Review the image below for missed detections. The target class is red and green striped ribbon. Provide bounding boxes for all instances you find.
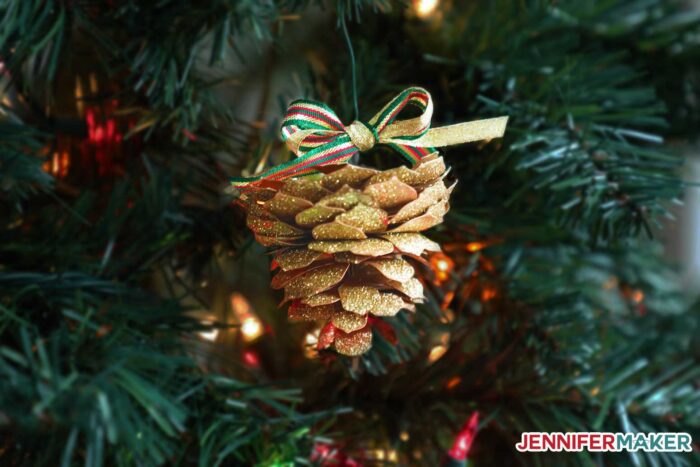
[230,87,435,189]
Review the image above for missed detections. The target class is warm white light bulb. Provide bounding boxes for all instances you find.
[305,331,319,346]
[198,326,219,342]
[303,328,321,358]
[414,0,439,18]
[428,344,447,362]
[436,259,450,271]
[241,316,263,341]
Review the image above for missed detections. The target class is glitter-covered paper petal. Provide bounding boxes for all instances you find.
[391,180,447,224]
[255,235,305,247]
[331,310,368,333]
[295,204,345,227]
[336,203,388,233]
[389,200,449,233]
[283,263,349,300]
[388,212,442,233]
[350,239,395,256]
[334,327,373,356]
[366,155,446,187]
[266,192,314,221]
[321,165,378,190]
[281,178,330,202]
[391,199,450,233]
[412,155,447,185]
[271,266,317,289]
[391,277,424,301]
[246,199,275,219]
[338,285,380,315]
[308,240,358,254]
[370,293,411,317]
[309,239,395,257]
[301,292,340,306]
[333,252,372,264]
[428,198,449,217]
[247,216,304,237]
[312,221,368,240]
[366,166,415,186]
[288,302,336,321]
[275,248,325,271]
[366,257,415,282]
[383,233,441,256]
[318,186,364,210]
[243,187,277,202]
[363,177,417,209]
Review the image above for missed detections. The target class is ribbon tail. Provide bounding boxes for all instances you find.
[394,116,509,148]
[230,135,359,190]
[389,143,436,166]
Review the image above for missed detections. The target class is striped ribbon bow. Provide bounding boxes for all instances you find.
[230,87,508,189]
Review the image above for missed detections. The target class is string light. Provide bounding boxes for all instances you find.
[436,258,451,272]
[198,322,219,342]
[440,308,455,322]
[303,328,321,358]
[428,344,447,362]
[466,241,487,253]
[618,285,646,314]
[241,316,263,341]
[619,286,646,316]
[44,150,70,177]
[231,292,251,314]
[230,292,263,342]
[481,286,497,301]
[632,289,644,304]
[448,412,480,461]
[413,0,439,18]
[242,350,260,368]
[74,77,85,117]
[369,449,398,462]
[428,331,450,362]
[88,73,98,94]
[446,376,461,389]
[311,442,359,465]
[430,252,454,283]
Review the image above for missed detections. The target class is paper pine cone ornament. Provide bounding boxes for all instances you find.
[242,154,453,355]
[231,87,508,355]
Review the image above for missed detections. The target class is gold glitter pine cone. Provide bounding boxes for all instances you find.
[242,153,454,356]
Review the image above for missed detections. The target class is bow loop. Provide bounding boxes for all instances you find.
[230,87,508,190]
[369,86,433,138]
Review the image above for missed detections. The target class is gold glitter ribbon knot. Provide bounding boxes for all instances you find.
[345,120,377,152]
